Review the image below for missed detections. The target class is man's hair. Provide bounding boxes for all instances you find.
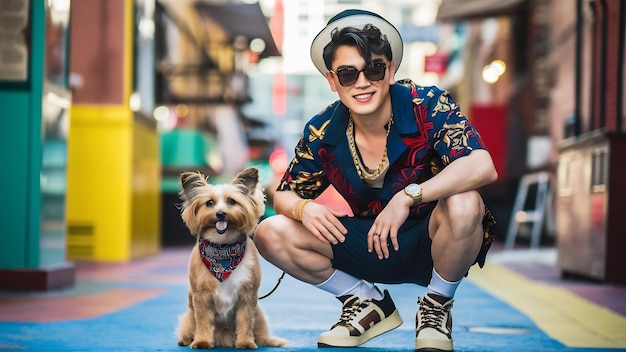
[322,24,392,70]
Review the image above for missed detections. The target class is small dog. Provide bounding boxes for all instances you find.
[176,167,286,349]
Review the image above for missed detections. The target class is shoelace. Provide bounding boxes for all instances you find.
[337,298,371,325]
[418,300,448,332]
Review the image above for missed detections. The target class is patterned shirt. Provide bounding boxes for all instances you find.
[279,79,485,215]
[277,79,496,266]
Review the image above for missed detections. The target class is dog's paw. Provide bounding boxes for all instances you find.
[235,339,258,349]
[177,336,193,347]
[190,339,214,349]
[259,336,287,347]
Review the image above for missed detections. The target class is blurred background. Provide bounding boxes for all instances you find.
[0,0,625,291]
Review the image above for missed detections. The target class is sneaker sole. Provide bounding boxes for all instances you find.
[317,309,403,348]
[415,338,453,351]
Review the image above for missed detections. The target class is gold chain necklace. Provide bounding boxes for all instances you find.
[347,115,393,180]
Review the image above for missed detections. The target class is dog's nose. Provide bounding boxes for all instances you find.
[216,211,226,219]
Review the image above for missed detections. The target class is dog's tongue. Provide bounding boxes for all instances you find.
[216,220,228,232]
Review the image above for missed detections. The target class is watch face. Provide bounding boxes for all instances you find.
[407,184,420,196]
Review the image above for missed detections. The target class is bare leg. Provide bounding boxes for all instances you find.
[255,211,404,348]
[254,215,335,284]
[428,191,485,282]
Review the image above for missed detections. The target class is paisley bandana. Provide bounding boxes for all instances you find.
[198,235,246,282]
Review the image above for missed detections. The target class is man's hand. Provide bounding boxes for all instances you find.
[301,201,348,245]
[367,191,413,259]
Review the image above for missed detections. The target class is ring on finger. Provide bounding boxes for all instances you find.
[373,233,380,237]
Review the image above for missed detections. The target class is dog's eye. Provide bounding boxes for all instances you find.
[206,199,215,207]
[227,198,236,205]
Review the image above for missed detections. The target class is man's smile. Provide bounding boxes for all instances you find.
[354,92,374,101]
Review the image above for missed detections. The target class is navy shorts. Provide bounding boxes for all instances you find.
[331,214,433,286]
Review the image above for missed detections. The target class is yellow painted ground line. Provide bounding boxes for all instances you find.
[468,263,626,348]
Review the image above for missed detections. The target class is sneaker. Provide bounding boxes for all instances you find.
[317,289,403,347]
[415,294,454,351]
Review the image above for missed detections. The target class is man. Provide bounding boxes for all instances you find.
[253,9,497,351]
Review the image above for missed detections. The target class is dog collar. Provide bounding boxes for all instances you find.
[198,235,246,282]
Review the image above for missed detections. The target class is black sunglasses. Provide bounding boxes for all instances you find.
[330,62,387,87]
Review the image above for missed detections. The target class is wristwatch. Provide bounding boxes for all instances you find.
[404,183,423,205]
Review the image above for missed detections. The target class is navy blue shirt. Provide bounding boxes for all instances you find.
[278,79,496,267]
[279,79,487,218]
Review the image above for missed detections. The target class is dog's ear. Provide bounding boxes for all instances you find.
[179,171,207,201]
[232,167,259,195]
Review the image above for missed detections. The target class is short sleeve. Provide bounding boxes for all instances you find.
[276,134,330,199]
[430,90,487,165]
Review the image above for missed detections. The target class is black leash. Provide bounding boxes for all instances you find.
[259,271,286,300]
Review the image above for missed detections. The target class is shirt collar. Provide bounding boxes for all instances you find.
[322,82,418,145]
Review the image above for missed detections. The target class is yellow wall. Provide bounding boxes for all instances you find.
[131,119,161,258]
[66,106,159,261]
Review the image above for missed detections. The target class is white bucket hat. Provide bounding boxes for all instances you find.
[310,9,403,75]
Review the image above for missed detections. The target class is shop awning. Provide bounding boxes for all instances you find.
[437,0,526,21]
[194,2,281,57]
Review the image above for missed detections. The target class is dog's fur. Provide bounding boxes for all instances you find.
[176,167,286,349]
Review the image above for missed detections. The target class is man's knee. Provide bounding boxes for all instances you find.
[254,215,288,254]
[440,191,484,222]
[432,192,484,241]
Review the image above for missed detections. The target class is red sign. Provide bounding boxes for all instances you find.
[424,52,448,75]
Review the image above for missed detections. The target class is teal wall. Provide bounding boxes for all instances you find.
[0,0,45,269]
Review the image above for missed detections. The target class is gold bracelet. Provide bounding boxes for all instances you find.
[293,199,313,221]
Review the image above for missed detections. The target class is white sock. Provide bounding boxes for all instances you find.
[427,268,461,299]
[315,270,383,300]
